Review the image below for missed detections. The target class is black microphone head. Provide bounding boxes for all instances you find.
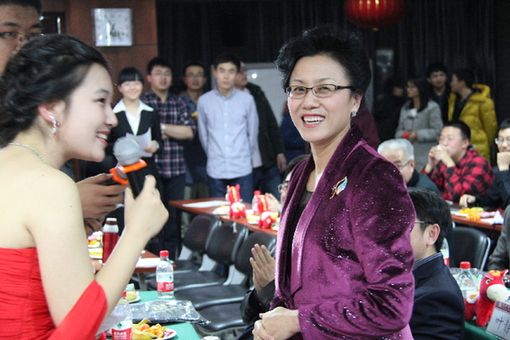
[113,136,142,166]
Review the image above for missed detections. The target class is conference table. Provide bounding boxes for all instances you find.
[171,197,503,236]
[451,212,502,233]
[170,197,277,236]
[136,290,201,339]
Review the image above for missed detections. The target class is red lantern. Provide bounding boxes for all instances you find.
[344,0,405,30]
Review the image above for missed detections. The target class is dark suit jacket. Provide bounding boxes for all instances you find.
[411,254,464,339]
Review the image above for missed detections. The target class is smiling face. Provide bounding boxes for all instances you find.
[57,64,117,162]
[287,54,361,149]
[118,80,143,101]
[0,4,42,74]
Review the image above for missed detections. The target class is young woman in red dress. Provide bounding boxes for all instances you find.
[0,34,168,339]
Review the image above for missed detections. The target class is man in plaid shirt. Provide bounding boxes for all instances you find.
[423,121,493,203]
[141,57,195,255]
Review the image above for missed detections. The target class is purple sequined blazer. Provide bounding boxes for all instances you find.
[273,126,416,339]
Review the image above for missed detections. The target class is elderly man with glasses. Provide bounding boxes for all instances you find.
[378,138,439,194]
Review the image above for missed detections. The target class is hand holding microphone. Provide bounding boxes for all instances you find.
[112,136,168,238]
[111,136,151,197]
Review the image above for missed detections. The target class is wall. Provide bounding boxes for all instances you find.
[42,0,158,92]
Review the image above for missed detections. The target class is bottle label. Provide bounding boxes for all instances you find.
[111,325,132,340]
[157,281,174,292]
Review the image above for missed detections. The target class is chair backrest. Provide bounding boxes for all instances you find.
[205,221,247,266]
[234,231,276,277]
[182,214,219,253]
[448,226,491,269]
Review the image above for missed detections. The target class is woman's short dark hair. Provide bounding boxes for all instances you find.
[0,34,109,146]
[117,67,144,86]
[275,25,371,95]
[407,78,431,112]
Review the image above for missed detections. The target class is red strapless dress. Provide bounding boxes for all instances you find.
[0,248,107,339]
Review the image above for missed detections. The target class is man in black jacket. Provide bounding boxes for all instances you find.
[408,189,464,339]
[235,62,286,198]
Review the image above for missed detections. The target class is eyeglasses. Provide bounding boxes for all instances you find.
[0,31,43,43]
[393,160,411,170]
[277,182,289,193]
[285,84,355,99]
[495,137,510,145]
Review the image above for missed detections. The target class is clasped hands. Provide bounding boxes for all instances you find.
[427,144,454,169]
[253,307,300,340]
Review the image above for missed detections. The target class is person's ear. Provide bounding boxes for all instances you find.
[409,159,416,169]
[426,223,441,246]
[38,102,64,134]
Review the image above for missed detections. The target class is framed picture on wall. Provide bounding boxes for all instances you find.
[92,8,133,47]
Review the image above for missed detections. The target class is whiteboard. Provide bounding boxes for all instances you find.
[245,62,287,124]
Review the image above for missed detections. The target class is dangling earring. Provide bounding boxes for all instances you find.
[351,111,357,117]
[50,115,60,134]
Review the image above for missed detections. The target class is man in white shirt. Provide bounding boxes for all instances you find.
[198,53,259,202]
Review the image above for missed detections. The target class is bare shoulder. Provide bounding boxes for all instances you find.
[22,165,82,228]
[25,164,79,200]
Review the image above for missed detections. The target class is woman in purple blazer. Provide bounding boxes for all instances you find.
[253,26,416,340]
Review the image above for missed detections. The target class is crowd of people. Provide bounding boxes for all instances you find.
[1,0,509,339]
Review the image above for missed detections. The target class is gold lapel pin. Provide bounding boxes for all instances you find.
[330,176,348,199]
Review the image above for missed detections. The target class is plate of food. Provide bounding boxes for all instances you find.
[132,319,176,339]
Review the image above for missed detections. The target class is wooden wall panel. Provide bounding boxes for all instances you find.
[45,0,159,95]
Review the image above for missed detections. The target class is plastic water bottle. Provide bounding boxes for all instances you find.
[252,190,261,215]
[457,261,477,299]
[111,294,132,340]
[440,238,450,266]
[156,250,174,299]
[102,217,119,263]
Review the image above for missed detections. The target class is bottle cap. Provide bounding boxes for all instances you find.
[160,250,169,258]
[105,217,117,224]
[103,217,119,232]
[460,261,471,269]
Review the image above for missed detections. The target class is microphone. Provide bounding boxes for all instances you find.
[110,136,150,197]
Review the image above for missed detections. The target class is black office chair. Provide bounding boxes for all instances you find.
[174,214,219,273]
[148,221,247,292]
[448,226,491,269]
[196,302,246,335]
[175,231,276,310]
